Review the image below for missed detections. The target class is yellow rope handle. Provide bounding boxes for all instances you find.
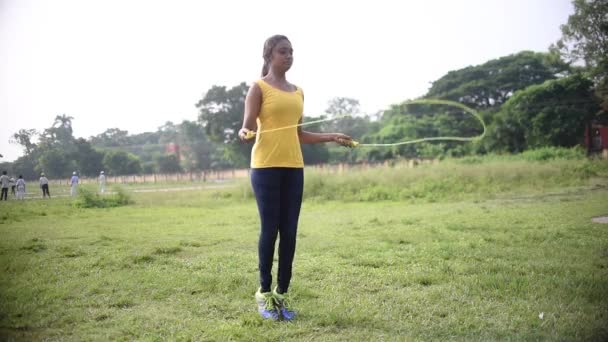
[243,99,486,148]
[245,130,256,139]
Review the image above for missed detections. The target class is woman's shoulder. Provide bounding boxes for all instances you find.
[248,80,264,94]
[257,78,301,93]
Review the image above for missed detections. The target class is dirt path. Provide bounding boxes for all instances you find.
[8,183,236,201]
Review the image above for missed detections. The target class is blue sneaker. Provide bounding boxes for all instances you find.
[255,288,279,320]
[273,288,296,321]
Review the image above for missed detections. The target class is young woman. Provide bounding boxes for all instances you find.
[239,35,353,321]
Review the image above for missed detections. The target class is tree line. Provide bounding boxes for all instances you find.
[2,0,606,179]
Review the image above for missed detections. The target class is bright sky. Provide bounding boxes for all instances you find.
[0,0,573,162]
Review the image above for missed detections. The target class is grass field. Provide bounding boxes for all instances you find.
[1,158,608,341]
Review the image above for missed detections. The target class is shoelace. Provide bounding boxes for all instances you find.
[262,294,276,311]
[273,293,291,310]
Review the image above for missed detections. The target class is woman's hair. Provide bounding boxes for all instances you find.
[261,35,290,77]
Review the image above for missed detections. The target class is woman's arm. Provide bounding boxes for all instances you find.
[298,121,353,146]
[296,90,353,146]
[238,83,262,142]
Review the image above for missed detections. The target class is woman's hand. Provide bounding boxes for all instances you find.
[238,128,256,142]
[331,133,355,147]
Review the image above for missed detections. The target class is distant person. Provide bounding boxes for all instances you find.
[9,176,16,197]
[0,171,9,200]
[99,171,106,194]
[70,171,79,197]
[15,175,26,200]
[40,173,51,198]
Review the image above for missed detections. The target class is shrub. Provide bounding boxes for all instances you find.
[518,146,586,161]
[228,148,607,203]
[74,187,133,208]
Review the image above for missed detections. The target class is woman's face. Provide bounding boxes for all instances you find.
[270,39,293,72]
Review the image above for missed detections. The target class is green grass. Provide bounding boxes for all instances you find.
[1,161,608,341]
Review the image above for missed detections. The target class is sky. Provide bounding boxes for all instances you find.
[0,0,574,162]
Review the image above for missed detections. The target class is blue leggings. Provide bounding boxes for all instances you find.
[251,168,303,293]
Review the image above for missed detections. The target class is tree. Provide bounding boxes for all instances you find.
[487,74,600,152]
[426,51,569,109]
[42,114,75,145]
[552,0,608,70]
[38,149,75,178]
[156,154,182,173]
[196,83,251,167]
[10,129,38,155]
[321,97,372,139]
[36,115,77,164]
[325,97,361,118]
[103,151,142,175]
[90,128,130,147]
[90,128,166,170]
[10,116,119,179]
[362,99,485,159]
[197,83,248,143]
[11,155,38,180]
[73,138,105,176]
[53,114,74,133]
[129,131,162,146]
[178,120,215,171]
[361,51,572,159]
[551,0,608,110]
[301,144,330,164]
[158,121,179,145]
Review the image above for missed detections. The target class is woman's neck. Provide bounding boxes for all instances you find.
[266,69,287,82]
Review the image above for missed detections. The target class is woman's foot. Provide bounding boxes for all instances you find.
[273,288,296,321]
[255,288,279,320]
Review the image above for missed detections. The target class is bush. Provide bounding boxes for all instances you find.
[453,147,587,164]
[74,187,133,208]
[518,146,586,161]
[228,149,608,203]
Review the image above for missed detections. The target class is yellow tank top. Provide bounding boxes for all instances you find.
[251,79,304,168]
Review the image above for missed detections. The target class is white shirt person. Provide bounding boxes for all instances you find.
[99,171,106,194]
[70,172,79,197]
[40,173,51,198]
[15,176,26,200]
